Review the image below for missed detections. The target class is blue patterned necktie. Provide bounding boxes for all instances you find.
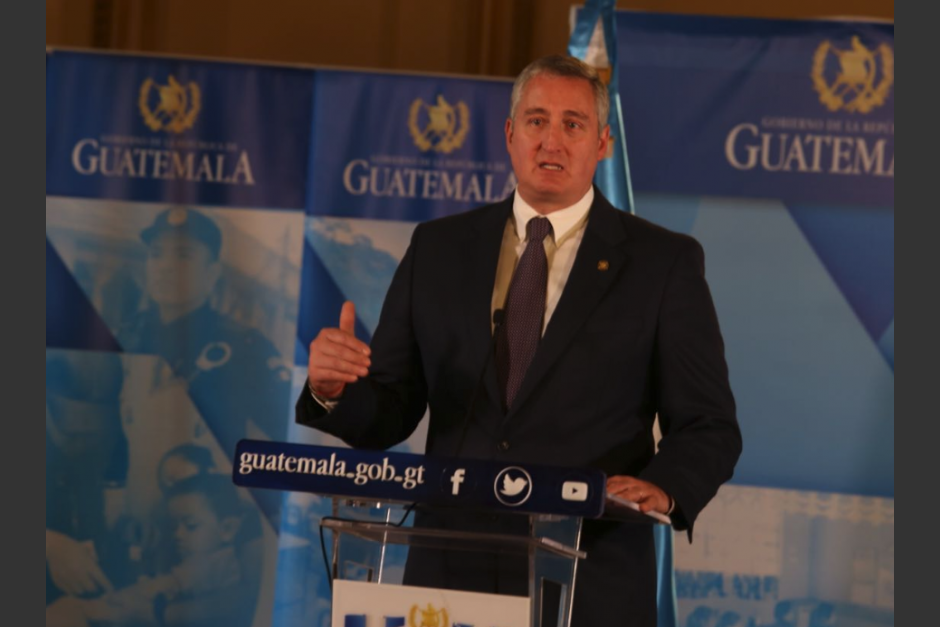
[497,217,553,410]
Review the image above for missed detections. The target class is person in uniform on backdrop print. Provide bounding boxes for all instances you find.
[118,207,292,456]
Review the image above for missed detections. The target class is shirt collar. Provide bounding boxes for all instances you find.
[512,187,594,243]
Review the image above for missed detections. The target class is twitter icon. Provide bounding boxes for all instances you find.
[494,467,533,507]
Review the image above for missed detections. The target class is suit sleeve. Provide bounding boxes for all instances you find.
[639,238,742,534]
[296,225,429,450]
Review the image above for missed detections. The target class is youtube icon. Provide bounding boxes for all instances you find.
[562,481,589,502]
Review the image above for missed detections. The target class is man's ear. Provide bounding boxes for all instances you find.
[505,118,514,149]
[597,124,611,161]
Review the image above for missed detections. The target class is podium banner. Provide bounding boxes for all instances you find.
[333,580,530,627]
[234,440,607,518]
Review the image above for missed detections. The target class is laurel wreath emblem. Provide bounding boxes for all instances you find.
[139,77,202,133]
[408,97,470,154]
[408,603,449,627]
[811,39,893,114]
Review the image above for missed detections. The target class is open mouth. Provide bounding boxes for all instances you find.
[539,163,564,171]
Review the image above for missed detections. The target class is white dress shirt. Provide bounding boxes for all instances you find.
[492,187,594,334]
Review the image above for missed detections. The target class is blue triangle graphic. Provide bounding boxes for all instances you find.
[306,218,413,335]
[787,204,894,344]
[635,194,701,236]
[692,198,893,497]
[879,319,894,370]
[46,238,122,353]
[296,237,371,366]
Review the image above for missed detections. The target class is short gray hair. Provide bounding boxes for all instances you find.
[509,55,610,133]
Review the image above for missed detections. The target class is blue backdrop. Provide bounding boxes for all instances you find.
[46,12,893,627]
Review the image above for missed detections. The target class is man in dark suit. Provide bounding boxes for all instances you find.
[297,55,741,626]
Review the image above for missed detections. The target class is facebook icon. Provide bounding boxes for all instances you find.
[450,469,466,495]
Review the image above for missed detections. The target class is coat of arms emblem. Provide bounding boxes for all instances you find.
[408,95,470,154]
[139,75,202,133]
[812,36,893,114]
[408,603,449,627]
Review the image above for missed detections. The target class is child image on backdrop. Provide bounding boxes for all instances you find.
[157,444,217,492]
[47,474,262,627]
[143,444,230,578]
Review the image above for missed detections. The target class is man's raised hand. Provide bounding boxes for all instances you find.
[307,301,371,399]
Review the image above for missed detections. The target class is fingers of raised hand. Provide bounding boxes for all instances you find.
[339,301,357,334]
[315,335,370,374]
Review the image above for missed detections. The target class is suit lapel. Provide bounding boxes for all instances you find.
[505,194,631,419]
[461,199,513,410]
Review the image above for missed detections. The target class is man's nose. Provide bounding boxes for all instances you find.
[541,122,564,151]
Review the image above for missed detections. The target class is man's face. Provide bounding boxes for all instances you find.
[505,74,609,214]
[145,233,220,309]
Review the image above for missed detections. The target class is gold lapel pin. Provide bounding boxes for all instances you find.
[597,260,610,271]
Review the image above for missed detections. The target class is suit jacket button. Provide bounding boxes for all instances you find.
[498,441,510,452]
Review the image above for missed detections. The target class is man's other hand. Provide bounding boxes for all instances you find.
[606,476,672,515]
[307,301,371,400]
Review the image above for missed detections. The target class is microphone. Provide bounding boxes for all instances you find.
[453,309,504,458]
